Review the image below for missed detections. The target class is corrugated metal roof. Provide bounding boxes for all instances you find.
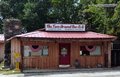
[15,30,116,39]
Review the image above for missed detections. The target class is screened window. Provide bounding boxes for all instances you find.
[80,46,101,56]
[24,45,48,57]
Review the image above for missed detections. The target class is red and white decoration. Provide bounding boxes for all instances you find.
[30,45,41,52]
[85,46,96,52]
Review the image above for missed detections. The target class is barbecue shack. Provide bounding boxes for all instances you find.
[11,24,116,70]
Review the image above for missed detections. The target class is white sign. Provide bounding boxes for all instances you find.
[45,23,85,31]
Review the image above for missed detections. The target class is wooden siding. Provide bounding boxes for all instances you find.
[108,42,112,67]
[11,38,21,67]
[22,41,59,69]
[0,43,4,61]
[11,38,111,69]
[71,42,105,68]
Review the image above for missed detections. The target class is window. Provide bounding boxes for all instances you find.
[41,46,48,56]
[24,45,49,57]
[61,47,67,56]
[24,46,31,57]
[80,45,101,56]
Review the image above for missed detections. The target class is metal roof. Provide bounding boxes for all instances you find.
[15,30,116,40]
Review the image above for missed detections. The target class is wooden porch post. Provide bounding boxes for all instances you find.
[108,42,112,68]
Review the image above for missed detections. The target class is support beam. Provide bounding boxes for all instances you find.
[108,42,112,68]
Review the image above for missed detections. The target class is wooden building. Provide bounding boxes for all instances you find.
[0,34,4,62]
[10,24,116,70]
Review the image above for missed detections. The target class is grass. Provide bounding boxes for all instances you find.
[0,61,21,75]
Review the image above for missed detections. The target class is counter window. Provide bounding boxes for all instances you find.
[80,45,101,56]
[24,45,49,57]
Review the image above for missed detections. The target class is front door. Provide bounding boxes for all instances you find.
[59,43,70,65]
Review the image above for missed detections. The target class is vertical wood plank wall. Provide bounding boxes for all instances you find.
[22,41,59,69]
[103,41,108,67]
[0,43,4,61]
[11,38,21,67]
[108,42,112,67]
[71,41,105,68]
[11,38,110,69]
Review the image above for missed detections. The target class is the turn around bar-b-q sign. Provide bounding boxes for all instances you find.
[45,23,85,31]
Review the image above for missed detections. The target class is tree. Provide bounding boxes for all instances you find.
[0,0,51,32]
[83,5,107,33]
[111,1,120,37]
[0,0,26,33]
[0,0,120,36]
[22,0,51,32]
[0,0,26,18]
[48,0,84,24]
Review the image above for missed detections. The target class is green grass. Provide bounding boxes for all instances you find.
[0,61,21,75]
